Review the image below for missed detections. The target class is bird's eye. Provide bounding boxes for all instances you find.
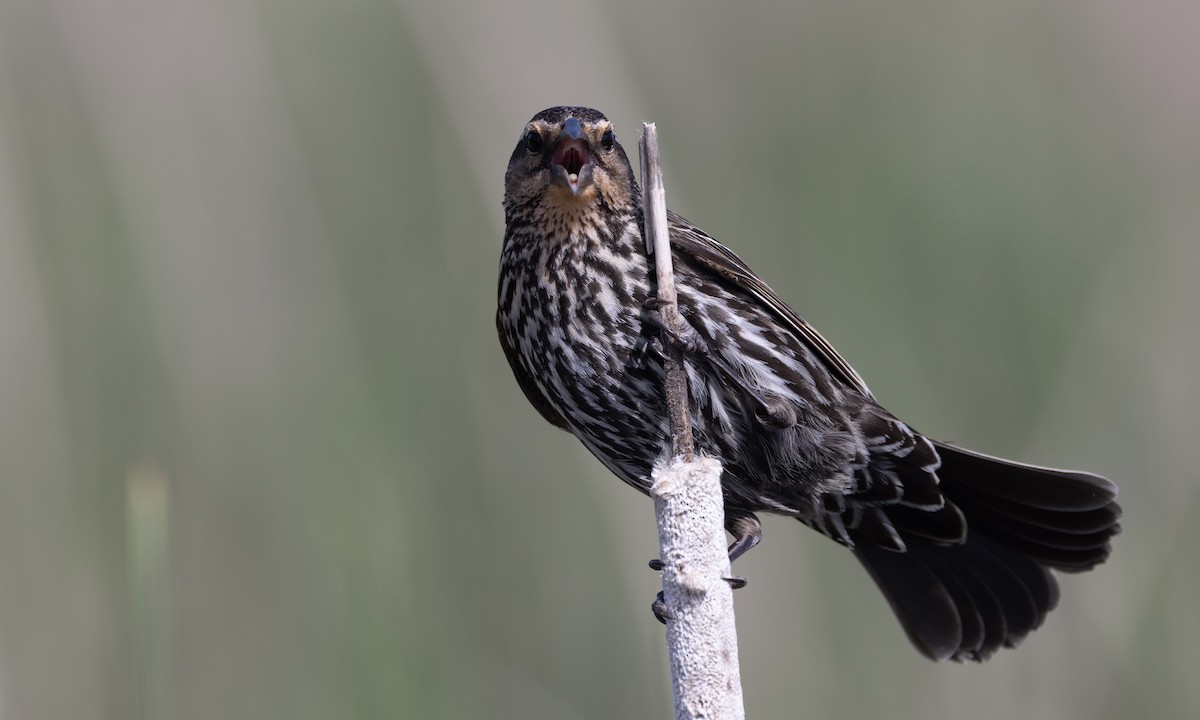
[600,128,615,152]
[525,129,544,154]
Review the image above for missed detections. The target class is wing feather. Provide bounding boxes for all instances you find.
[667,211,874,399]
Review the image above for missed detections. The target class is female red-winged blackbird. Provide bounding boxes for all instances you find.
[496,106,1120,662]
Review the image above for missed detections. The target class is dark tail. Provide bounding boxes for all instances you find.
[854,442,1122,662]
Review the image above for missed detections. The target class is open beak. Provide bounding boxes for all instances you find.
[549,118,594,196]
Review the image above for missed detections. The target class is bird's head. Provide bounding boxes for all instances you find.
[504,106,638,221]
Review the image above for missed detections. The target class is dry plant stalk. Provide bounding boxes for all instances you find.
[640,123,746,720]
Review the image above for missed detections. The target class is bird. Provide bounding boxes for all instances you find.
[496,105,1121,662]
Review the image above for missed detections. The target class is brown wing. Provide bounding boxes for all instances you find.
[496,309,570,430]
[667,210,875,400]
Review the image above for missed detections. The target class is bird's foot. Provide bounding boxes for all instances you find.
[647,558,747,621]
[641,298,707,355]
[650,557,747,588]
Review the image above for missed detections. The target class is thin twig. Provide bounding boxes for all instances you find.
[640,124,694,461]
[641,123,745,720]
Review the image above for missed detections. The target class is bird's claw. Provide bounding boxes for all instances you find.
[652,592,673,623]
[631,335,666,368]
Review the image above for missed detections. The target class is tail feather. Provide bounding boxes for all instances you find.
[950,490,1117,570]
[948,488,1121,535]
[884,503,967,544]
[922,550,988,657]
[933,442,1118,512]
[853,442,1121,662]
[857,531,1060,661]
[854,543,964,662]
[936,442,1120,572]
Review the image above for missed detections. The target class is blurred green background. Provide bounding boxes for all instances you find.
[1,0,1196,718]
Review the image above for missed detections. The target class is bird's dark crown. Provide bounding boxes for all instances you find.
[529,106,611,126]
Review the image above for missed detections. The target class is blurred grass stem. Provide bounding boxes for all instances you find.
[127,466,175,720]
